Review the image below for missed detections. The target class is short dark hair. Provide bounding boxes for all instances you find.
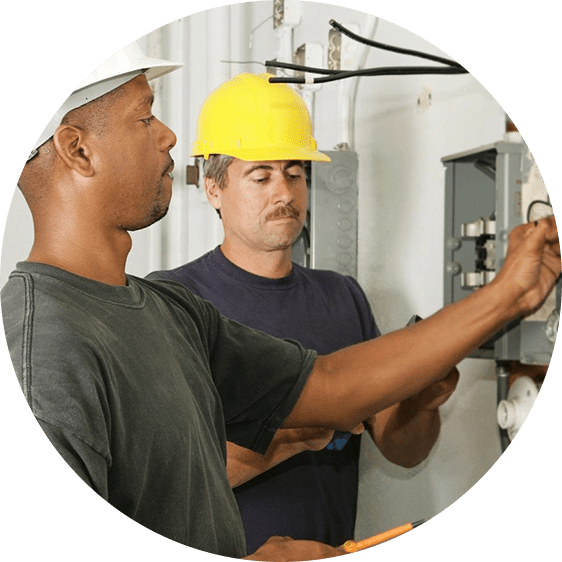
[200,154,235,218]
[61,84,126,138]
[18,84,127,204]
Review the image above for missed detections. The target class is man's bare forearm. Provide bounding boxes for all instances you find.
[285,277,526,430]
[369,403,441,468]
[285,218,559,431]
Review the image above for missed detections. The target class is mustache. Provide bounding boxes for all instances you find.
[266,205,301,221]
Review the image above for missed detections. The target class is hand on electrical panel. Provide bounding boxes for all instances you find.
[364,367,460,469]
[494,216,560,317]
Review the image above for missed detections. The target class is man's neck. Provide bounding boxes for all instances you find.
[220,241,293,279]
[28,223,132,286]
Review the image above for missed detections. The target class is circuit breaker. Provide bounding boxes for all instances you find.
[292,150,359,278]
[442,136,560,364]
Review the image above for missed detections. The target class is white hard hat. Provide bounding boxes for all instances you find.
[27,41,183,161]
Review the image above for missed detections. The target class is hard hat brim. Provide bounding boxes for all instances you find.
[28,43,184,161]
[78,56,183,90]
[191,146,331,163]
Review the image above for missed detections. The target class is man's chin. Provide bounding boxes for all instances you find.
[126,204,169,232]
[263,232,303,250]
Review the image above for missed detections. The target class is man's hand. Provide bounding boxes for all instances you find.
[495,216,560,317]
[227,425,364,488]
[365,367,459,468]
[401,366,459,412]
[365,366,459,429]
[303,424,364,452]
[244,536,345,561]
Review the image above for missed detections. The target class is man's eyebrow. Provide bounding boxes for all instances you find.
[284,160,305,171]
[242,164,274,177]
[135,93,155,111]
[242,161,305,177]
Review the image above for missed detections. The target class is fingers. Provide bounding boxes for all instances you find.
[435,367,459,393]
[444,366,460,381]
[535,215,559,246]
[510,215,558,246]
[528,216,559,250]
[350,422,365,435]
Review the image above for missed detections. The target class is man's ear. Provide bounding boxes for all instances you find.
[204,176,222,212]
[52,124,95,177]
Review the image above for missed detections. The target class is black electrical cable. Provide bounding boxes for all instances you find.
[526,199,552,223]
[268,65,467,85]
[329,19,465,69]
[496,364,511,454]
[265,59,341,76]
[265,58,469,79]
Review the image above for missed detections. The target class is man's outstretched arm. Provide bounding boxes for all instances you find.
[284,217,560,432]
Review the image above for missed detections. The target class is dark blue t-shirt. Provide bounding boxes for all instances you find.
[147,247,379,552]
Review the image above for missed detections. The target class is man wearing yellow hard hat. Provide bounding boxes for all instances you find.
[4,39,559,561]
[149,72,460,552]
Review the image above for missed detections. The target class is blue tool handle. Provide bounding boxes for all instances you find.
[325,430,352,451]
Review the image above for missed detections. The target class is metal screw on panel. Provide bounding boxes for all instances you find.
[445,262,461,275]
[446,237,461,250]
[337,253,352,266]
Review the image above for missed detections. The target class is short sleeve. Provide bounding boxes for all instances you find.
[345,275,381,340]
[37,417,110,498]
[195,297,317,455]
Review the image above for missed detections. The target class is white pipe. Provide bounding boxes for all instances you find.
[301,89,315,124]
[146,28,165,271]
[163,20,188,270]
[185,12,209,262]
[229,1,247,71]
[208,6,232,89]
[275,0,301,73]
[206,6,232,252]
[276,25,294,68]
[338,16,379,150]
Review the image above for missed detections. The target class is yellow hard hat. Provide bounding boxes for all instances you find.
[191,73,331,162]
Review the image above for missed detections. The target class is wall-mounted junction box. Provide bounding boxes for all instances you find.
[442,138,560,364]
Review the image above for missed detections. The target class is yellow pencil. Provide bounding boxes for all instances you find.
[343,519,425,553]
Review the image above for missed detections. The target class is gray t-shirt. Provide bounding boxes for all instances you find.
[2,262,316,557]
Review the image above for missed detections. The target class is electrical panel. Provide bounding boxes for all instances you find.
[292,150,359,278]
[442,136,560,364]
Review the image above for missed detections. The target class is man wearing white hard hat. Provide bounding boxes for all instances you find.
[2,43,560,561]
[26,42,182,162]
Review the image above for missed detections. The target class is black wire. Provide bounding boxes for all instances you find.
[269,65,468,85]
[265,59,341,75]
[496,364,511,454]
[526,199,552,223]
[330,19,465,69]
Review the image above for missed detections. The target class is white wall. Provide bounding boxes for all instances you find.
[2,0,556,558]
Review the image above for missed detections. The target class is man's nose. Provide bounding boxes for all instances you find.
[158,119,177,151]
[272,176,295,205]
